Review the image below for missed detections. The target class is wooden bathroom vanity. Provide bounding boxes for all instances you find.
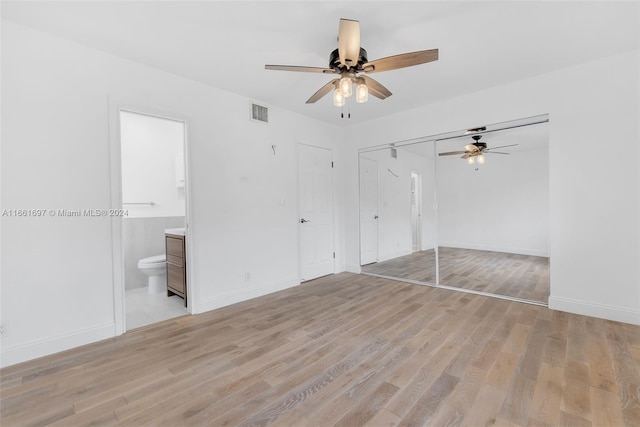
[165,229,187,306]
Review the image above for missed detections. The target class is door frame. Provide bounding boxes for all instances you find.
[296,143,335,282]
[410,171,422,252]
[108,100,195,335]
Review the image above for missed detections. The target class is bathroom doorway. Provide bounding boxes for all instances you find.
[117,109,190,331]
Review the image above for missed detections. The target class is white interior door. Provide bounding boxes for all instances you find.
[411,172,422,252]
[359,156,378,265]
[298,144,334,281]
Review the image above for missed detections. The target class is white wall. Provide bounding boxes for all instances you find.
[344,49,640,325]
[120,111,186,218]
[0,20,343,366]
[436,126,549,257]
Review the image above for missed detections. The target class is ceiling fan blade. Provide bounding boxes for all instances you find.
[485,151,510,155]
[265,65,336,74]
[338,19,360,67]
[363,49,439,73]
[361,75,392,99]
[464,144,479,152]
[461,154,470,159]
[486,144,519,151]
[438,150,467,156]
[305,79,339,104]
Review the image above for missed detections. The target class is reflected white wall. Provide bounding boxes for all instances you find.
[436,124,549,256]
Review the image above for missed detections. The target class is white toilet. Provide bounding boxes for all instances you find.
[138,254,167,294]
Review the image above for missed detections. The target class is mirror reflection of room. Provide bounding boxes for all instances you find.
[359,117,550,305]
[360,144,437,284]
[436,122,550,303]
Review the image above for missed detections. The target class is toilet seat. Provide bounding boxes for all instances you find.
[138,254,166,269]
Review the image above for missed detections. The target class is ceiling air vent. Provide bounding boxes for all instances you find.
[250,103,269,123]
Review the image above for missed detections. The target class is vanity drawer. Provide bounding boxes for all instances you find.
[167,253,183,267]
[167,264,185,294]
[165,232,187,305]
[166,236,184,257]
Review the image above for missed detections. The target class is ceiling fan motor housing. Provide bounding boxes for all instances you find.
[330,47,368,72]
[472,135,487,150]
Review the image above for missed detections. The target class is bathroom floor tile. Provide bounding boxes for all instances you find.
[125,287,187,330]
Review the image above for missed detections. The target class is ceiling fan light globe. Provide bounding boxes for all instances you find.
[467,156,475,165]
[356,83,368,103]
[477,154,485,164]
[333,88,345,107]
[339,76,353,97]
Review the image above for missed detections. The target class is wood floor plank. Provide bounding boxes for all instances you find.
[528,363,563,426]
[541,336,566,368]
[499,373,537,426]
[561,360,592,421]
[487,351,520,390]
[566,314,588,363]
[430,365,488,426]
[398,372,460,427]
[1,272,638,427]
[463,383,508,426]
[386,365,439,419]
[590,386,625,427]
[334,381,399,427]
[606,321,640,426]
[308,395,359,426]
[364,408,402,427]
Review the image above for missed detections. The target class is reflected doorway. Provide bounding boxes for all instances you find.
[360,145,437,284]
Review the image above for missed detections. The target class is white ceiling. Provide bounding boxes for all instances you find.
[2,1,638,126]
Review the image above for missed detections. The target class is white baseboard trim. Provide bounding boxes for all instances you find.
[196,277,299,314]
[549,296,640,325]
[0,322,115,368]
[439,242,548,258]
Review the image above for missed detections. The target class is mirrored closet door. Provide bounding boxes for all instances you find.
[359,116,550,305]
[360,144,437,284]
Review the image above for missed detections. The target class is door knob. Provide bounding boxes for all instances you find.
[374,215,379,219]
[300,218,311,223]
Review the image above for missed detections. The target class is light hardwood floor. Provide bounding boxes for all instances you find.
[2,273,638,426]
[363,247,550,303]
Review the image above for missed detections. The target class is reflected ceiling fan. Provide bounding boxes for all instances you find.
[439,135,518,165]
[265,18,439,111]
